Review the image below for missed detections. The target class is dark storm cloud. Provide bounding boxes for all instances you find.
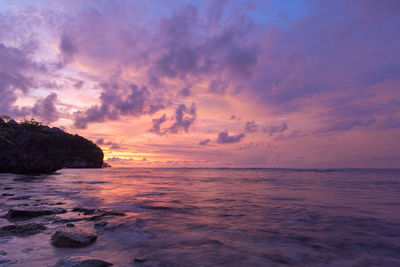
[217,130,244,144]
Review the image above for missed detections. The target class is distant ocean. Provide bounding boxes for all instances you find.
[1,168,400,266]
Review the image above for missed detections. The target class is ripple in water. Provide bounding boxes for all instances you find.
[0,168,399,266]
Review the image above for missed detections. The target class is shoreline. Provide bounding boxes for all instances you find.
[0,172,128,266]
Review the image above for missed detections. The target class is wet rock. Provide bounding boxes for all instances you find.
[1,193,14,197]
[0,255,11,264]
[6,208,67,219]
[54,256,112,267]
[72,207,96,215]
[3,187,13,190]
[66,223,75,227]
[0,223,46,236]
[52,218,86,224]
[51,228,97,247]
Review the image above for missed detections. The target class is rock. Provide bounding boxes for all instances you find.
[66,223,75,227]
[0,223,46,236]
[0,118,103,174]
[6,208,67,219]
[0,248,7,255]
[52,218,86,224]
[54,256,112,267]
[51,228,97,247]
[0,255,11,265]
[1,193,14,196]
[72,207,96,215]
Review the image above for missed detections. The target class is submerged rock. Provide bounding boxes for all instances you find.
[72,207,97,215]
[6,208,67,219]
[54,256,112,267]
[51,228,97,247]
[0,223,46,236]
[0,255,12,265]
[0,117,103,174]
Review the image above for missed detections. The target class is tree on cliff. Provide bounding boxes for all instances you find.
[0,117,103,174]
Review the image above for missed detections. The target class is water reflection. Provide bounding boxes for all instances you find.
[0,168,399,266]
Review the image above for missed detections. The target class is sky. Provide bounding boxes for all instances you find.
[0,0,399,168]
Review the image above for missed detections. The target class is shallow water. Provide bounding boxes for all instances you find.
[0,168,400,266]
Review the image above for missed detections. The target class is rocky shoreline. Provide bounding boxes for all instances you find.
[0,175,127,266]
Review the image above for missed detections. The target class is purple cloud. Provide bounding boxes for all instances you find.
[199,138,211,145]
[74,82,165,129]
[179,86,191,97]
[148,114,167,135]
[244,121,258,133]
[209,80,228,94]
[0,43,41,117]
[59,34,77,65]
[168,103,197,134]
[217,131,244,144]
[95,138,121,149]
[148,103,197,135]
[263,123,288,136]
[32,93,59,124]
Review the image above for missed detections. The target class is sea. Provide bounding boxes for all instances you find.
[0,168,399,266]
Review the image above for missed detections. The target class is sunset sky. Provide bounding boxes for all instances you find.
[1,0,399,168]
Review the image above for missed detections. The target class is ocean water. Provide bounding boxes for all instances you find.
[0,168,400,266]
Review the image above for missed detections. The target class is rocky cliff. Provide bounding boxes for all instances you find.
[0,117,103,174]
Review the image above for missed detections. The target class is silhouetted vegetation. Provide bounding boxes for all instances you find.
[0,116,103,174]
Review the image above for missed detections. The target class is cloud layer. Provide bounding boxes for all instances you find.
[0,0,399,167]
